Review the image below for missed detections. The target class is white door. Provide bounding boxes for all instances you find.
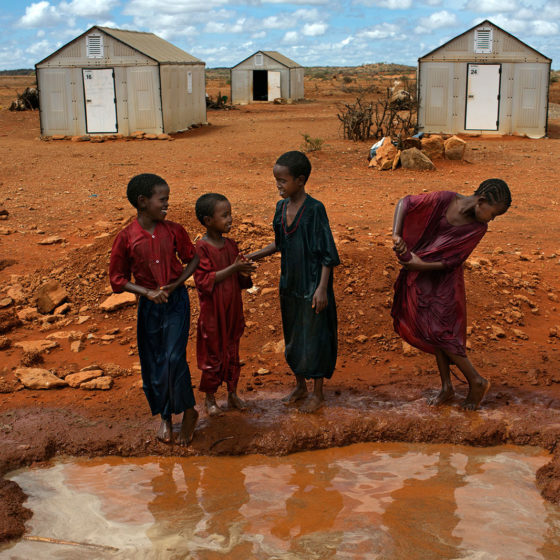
[83,68,117,133]
[465,64,500,130]
[268,71,281,100]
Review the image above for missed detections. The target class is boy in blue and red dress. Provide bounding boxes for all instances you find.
[194,193,255,416]
[109,173,199,445]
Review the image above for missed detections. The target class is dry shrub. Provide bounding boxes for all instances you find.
[337,79,418,144]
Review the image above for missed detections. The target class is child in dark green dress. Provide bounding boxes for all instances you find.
[247,151,339,413]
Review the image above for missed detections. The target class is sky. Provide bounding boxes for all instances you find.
[0,0,557,70]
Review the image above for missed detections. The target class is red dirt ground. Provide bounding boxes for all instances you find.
[1,74,560,542]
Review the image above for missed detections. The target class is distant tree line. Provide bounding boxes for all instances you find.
[0,69,35,76]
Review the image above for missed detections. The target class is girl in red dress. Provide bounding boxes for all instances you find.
[391,179,511,410]
[194,193,255,416]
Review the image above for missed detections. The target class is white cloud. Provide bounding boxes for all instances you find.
[415,10,457,34]
[26,39,52,56]
[205,18,247,33]
[59,0,118,18]
[262,9,320,30]
[263,0,329,4]
[19,2,64,28]
[530,20,558,36]
[355,0,413,9]
[282,30,299,44]
[124,0,231,17]
[357,22,401,39]
[302,22,327,36]
[486,15,527,33]
[462,0,517,12]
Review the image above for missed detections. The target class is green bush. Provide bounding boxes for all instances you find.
[301,133,324,152]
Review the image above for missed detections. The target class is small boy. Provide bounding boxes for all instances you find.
[247,151,340,413]
[109,173,199,445]
[194,193,255,416]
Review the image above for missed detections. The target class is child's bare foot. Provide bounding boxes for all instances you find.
[228,392,247,410]
[462,378,490,411]
[299,393,324,413]
[205,394,223,416]
[282,385,308,404]
[428,387,455,406]
[175,408,198,446]
[157,419,172,443]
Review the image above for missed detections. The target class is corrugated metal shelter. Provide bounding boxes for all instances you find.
[35,26,206,136]
[418,20,551,138]
[230,51,304,104]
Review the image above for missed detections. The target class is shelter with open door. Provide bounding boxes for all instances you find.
[230,51,304,105]
[417,20,551,138]
[35,26,206,137]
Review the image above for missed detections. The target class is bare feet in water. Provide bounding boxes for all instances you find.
[462,378,490,411]
[157,419,172,444]
[282,385,308,404]
[175,407,199,446]
[228,392,247,410]
[299,393,324,413]
[205,394,223,417]
[428,387,455,406]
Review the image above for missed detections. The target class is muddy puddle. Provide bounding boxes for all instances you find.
[1,443,560,559]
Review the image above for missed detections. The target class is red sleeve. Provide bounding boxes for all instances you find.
[109,230,131,293]
[194,243,216,296]
[174,224,195,263]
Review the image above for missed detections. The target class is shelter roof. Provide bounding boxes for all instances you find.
[233,50,302,68]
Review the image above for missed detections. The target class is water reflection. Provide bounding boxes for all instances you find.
[2,443,559,560]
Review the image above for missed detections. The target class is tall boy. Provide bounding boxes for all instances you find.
[194,193,255,416]
[109,173,199,445]
[247,151,339,413]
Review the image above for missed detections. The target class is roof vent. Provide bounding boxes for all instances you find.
[474,27,492,54]
[255,53,263,66]
[86,34,103,58]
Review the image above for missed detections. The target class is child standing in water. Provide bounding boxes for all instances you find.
[391,179,512,410]
[109,173,199,445]
[247,151,340,413]
[194,193,255,416]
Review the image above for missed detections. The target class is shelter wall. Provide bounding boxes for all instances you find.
[160,64,206,132]
[231,67,296,104]
[289,68,305,100]
[37,65,164,136]
[418,60,549,138]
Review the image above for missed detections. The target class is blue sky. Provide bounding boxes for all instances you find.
[0,0,557,70]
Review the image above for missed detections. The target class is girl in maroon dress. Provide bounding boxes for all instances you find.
[391,179,511,410]
[194,193,255,416]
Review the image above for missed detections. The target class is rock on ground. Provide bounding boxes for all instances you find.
[400,148,435,170]
[15,367,67,389]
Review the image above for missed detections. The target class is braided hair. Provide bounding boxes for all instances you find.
[474,178,511,209]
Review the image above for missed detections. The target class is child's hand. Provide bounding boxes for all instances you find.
[312,286,328,314]
[160,282,175,295]
[398,252,422,270]
[234,255,256,276]
[392,234,407,255]
[146,288,169,304]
